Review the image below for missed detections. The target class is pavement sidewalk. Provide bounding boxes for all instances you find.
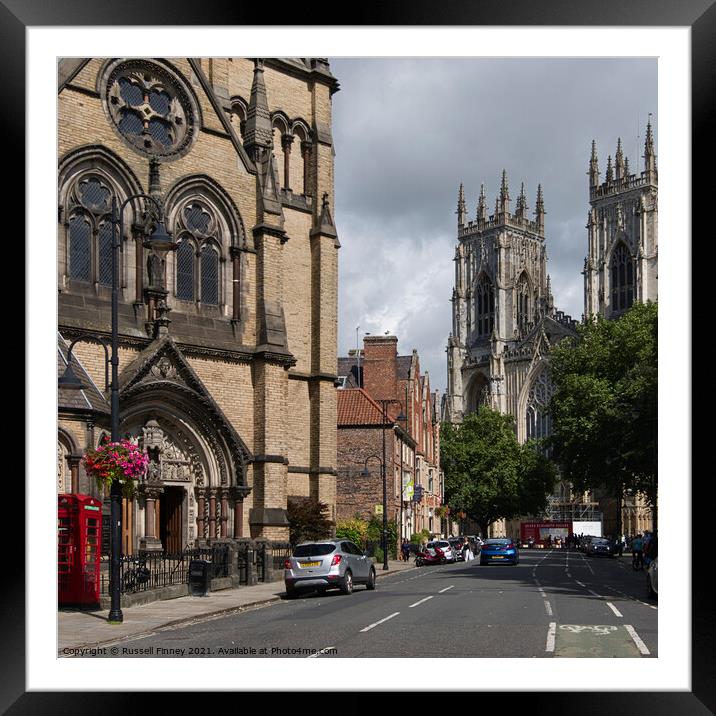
[58,558,418,655]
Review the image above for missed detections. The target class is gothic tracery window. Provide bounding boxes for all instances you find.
[67,174,115,286]
[475,274,495,338]
[173,201,222,306]
[610,242,634,314]
[526,368,555,447]
[104,60,196,160]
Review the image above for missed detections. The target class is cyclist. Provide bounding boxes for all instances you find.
[631,533,644,570]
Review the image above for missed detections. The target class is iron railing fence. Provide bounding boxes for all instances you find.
[271,542,291,572]
[99,544,231,595]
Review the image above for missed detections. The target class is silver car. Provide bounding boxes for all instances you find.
[284,540,377,598]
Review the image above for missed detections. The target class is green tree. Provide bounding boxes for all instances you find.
[440,408,557,537]
[286,497,335,546]
[549,301,657,515]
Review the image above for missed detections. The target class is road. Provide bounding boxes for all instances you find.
[91,549,657,658]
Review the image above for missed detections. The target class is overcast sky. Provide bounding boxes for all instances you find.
[329,58,657,396]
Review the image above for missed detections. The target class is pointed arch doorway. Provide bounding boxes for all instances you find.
[159,486,184,553]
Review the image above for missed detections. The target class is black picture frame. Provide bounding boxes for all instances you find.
[11,0,707,712]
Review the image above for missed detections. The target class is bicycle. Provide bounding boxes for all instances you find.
[121,557,151,592]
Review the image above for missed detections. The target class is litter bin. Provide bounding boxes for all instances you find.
[188,559,211,596]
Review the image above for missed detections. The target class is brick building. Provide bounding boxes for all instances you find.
[57,58,340,551]
[337,336,444,541]
[336,388,415,535]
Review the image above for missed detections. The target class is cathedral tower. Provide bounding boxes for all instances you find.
[583,120,658,319]
[446,172,575,426]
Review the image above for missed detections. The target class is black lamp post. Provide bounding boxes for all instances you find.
[360,399,406,570]
[59,192,173,624]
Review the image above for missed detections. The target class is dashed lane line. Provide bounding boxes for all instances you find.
[438,586,454,594]
[307,646,336,658]
[606,602,623,618]
[409,596,434,608]
[544,600,553,616]
[360,612,401,633]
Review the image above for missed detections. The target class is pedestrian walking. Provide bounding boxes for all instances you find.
[463,542,474,561]
[401,539,411,562]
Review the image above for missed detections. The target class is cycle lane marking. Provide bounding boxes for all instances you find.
[624,624,651,655]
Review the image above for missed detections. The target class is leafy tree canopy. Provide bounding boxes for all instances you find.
[440,408,557,537]
[286,497,334,545]
[548,301,657,505]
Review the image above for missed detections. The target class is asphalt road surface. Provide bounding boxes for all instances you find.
[92,549,657,658]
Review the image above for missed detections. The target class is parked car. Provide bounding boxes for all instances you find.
[479,538,519,565]
[284,540,376,598]
[426,540,455,563]
[647,557,658,598]
[586,537,616,557]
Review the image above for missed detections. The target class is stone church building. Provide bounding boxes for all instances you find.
[444,122,657,537]
[57,58,340,553]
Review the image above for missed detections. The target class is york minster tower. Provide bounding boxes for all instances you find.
[444,171,577,442]
[583,120,658,319]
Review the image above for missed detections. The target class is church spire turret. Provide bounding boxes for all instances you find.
[457,182,467,227]
[244,59,273,163]
[644,115,657,179]
[499,169,510,215]
[589,139,600,188]
[615,137,626,180]
[605,155,614,184]
[515,182,528,219]
[477,183,487,224]
[535,184,545,234]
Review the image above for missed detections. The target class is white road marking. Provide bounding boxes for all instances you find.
[438,586,454,594]
[360,612,400,632]
[546,622,557,652]
[544,600,553,616]
[575,580,586,587]
[606,602,623,618]
[409,596,434,608]
[624,624,651,655]
[307,646,335,658]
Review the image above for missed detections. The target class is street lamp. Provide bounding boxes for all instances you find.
[360,399,406,570]
[59,191,173,624]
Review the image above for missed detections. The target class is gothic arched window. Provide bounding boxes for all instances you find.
[610,242,634,314]
[475,274,495,338]
[516,272,531,333]
[526,368,554,449]
[67,175,115,287]
[173,201,223,307]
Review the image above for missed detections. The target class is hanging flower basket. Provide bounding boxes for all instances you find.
[82,436,149,499]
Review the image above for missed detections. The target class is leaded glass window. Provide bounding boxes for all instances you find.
[475,274,495,338]
[610,242,634,314]
[176,239,195,300]
[200,245,219,305]
[69,214,92,282]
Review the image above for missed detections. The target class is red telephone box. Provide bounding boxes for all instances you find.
[58,494,103,607]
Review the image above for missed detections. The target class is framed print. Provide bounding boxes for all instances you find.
[10,0,710,711]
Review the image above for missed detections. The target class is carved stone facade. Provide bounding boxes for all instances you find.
[57,58,340,550]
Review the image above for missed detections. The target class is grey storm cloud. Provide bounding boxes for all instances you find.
[330,57,657,394]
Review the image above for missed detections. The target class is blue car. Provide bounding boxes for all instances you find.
[479,538,519,565]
